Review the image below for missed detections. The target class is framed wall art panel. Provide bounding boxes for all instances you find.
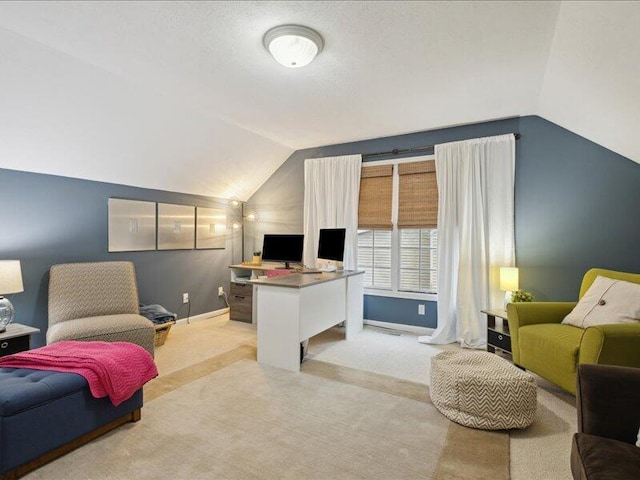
[157,203,195,250]
[196,207,227,249]
[108,198,157,252]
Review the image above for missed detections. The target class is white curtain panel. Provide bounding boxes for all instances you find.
[303,154,362,270]
[419,134,515,348]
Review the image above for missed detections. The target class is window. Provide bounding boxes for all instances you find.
[357,229,391,289]
[357,156,438,296]
[399,228,437,293]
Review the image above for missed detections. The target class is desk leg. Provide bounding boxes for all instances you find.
[345,274,364,340]
[256,286,301,372]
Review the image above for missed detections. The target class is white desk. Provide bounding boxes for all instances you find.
[248,270,364,372]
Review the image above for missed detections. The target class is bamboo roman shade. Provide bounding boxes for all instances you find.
[358,164,393,229]
[398,160,438,228]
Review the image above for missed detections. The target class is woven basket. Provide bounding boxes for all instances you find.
[154,321,175,346]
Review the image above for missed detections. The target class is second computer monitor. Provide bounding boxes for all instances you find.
[317,228,346,270]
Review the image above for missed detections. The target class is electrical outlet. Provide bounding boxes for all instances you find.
[182,293,189,304]
[418,304,425,315]
[218,286,224,296]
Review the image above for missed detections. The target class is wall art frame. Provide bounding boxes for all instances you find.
[157,203,196,250]
[108,198,157,252]
[196,207,227,249]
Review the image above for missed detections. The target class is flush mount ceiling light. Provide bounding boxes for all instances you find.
[263,25,324,68]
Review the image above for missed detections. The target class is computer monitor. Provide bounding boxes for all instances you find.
[261,234,304,269]
[317,228,346,271]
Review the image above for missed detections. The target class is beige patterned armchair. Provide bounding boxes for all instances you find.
[47,261,155,355]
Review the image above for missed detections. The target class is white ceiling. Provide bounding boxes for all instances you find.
[0,1,637,200]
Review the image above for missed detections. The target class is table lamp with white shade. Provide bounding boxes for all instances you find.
[0,260,24,333]
[500,267,519,309]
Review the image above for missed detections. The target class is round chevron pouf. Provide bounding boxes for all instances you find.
[430,350,537,430]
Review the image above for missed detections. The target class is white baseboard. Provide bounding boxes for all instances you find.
[175,307,230,326]
[364,319,435,336]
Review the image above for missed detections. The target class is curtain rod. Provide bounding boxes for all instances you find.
[362,133,521,160]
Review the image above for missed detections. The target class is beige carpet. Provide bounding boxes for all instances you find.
[302,360,508,480]
[23,317,509,480]
[510,375,575,480]
[309,324,577,480]
[153,314,256,375]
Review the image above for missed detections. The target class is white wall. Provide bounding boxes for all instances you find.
[538,1,640,163]
[0,26,292,200]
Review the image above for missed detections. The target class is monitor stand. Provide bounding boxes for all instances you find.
[276,262,294,270]
[319,264,337,272]
[317,259,342,272]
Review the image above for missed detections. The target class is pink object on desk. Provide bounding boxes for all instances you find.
[266,269,293,278]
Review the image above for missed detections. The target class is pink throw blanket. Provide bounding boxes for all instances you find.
[0,341,158,406]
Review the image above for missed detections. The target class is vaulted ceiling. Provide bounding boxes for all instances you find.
[0,1,638,200]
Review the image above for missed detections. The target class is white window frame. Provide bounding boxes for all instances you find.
[360,154,437,302]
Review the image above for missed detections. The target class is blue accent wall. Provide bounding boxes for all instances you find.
[364,295,437,328]
[0,168,242,347]
[247,115,640,327]
[516,116,640,300]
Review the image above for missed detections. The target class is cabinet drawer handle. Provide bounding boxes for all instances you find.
[234,295,245,299]
[498,334,503,341]
[1,342,8,349]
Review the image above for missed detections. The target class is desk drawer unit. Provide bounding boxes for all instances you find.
[488,328,511,353]
[230,282,253,323]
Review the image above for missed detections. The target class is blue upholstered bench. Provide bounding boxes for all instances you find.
[0,368,142,480]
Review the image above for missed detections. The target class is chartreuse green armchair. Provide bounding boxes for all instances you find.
[507,268,640,394]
